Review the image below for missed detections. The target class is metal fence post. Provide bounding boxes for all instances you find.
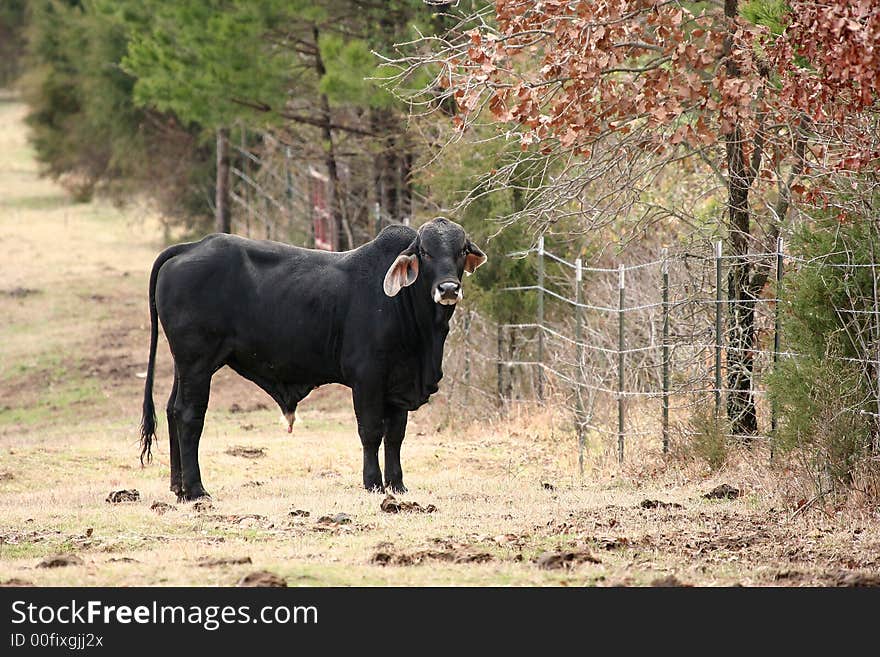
[618,263,626,464]
[661,249,670,453]
[536,236,545,401]
[771,236,784,436]
[715,240,723,417]
[497,323,504,408]
[463,310,472,407]
[575,257,585,475]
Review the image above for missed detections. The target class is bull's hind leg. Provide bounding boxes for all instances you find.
[353,385,384,492]
[383,408,408,494]
[166,367,182,497]
[174,371,213,501]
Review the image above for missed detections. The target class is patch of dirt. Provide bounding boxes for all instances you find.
[372,549,494,566]
[639,499,683,510]
[237,570,287,587]
[650,575,692,587]
[0,286,41,298]
[703,484,741,500]
[380,494,437,514]
[225,446,266,458]
[0,578,35,586]
[534,550,601,570]
[150,501,175,515]
[229,402,269,414]
[80,353,138,382]
[106,489,140,504]
[37,554,84,568]
[198,556,253,567]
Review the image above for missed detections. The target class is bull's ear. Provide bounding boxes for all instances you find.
[383,243,420,297]
[464,241,487,275]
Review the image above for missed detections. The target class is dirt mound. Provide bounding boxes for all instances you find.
[640,499,683,510]
[106,489,140,504]
[317,513,352,525]
[372,549,493,566]
[826,571,880,587]
[0,578,34,586]
[237,570,287,587]
[229,402,269,414]
[198,556,253,567]
[380,494,437,514]
[650,575,692,587]
[150,501,175,515]
[225,446,265,458]
[1,287,41,298]
[535,551,601,570]
[37,554,83,568]
[703,484,741,500]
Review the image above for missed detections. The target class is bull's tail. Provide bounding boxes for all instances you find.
[140,243,191,465]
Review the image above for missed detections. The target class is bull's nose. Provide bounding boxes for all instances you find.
[435,281,462,305]
[438,281,460,296]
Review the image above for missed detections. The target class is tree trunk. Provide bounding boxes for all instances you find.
[215,127,231,234]
[313,27,349,251]
[723,0,759,438]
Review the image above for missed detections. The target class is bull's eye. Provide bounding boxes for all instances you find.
[419,249,431,259]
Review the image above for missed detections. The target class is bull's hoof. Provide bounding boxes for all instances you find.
[178,486,211,502]
[385,480,407,494]
[363,474,385,493]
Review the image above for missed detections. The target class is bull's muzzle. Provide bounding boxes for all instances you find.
[434,280,462,305]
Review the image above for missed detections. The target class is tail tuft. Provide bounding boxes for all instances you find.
[140,406,155,465]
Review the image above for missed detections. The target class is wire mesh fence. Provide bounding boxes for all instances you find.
[437,236,880,473]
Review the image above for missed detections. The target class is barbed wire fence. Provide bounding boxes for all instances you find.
[439,235,880,474]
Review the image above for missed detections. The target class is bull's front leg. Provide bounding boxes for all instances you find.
[352,386,384,492]
[383,407,408,494]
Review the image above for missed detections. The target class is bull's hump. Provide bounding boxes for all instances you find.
[373,225,417,251]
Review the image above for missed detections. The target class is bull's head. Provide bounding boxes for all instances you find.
[383,217,486,305]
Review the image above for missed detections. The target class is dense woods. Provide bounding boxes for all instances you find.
[4,0,880,499]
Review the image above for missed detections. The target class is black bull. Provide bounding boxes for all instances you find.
[139,217,486,500]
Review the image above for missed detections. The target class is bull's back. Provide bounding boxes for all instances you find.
[155,234,348,379]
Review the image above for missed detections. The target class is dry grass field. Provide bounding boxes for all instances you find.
[2,97,880,587]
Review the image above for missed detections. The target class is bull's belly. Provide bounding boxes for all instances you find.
[225,354,341,415]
